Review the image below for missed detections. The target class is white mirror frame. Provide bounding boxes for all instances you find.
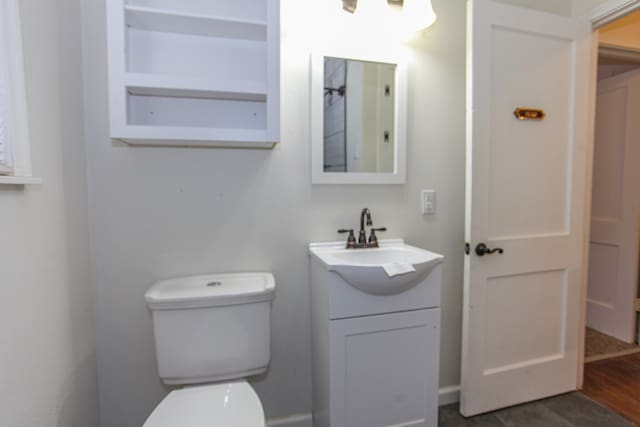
[311,50,407,185]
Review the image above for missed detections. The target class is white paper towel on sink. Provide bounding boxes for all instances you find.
[383,263,416,277]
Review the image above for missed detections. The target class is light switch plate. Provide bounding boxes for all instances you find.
[422,190,436,215]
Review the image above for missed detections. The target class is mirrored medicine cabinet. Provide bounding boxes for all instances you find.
[311,52,407,184]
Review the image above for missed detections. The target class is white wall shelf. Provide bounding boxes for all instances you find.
[114,126,274,148]
[125,73,267,101]
[0,176,42,185]
[107,0,280,148]
[125,6,267,41]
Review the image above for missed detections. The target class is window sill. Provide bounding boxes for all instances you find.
[0,176,42,185]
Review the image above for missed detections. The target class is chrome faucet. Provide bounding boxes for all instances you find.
[338,208,387,249]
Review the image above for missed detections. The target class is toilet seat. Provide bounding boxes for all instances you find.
[142,380,265,427]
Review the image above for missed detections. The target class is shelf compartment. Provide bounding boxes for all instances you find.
[125,5,267,41]
[125,73,267,101]
[127,93,267,129]
[126,28,267,81]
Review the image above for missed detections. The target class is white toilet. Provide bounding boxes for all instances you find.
[142,272,275,427]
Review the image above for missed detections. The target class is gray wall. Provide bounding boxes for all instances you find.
[0,0,98,426]
[81,0,573,426]
[495,0,572,15]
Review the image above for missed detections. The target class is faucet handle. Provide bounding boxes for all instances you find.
[368,227,387,247]
[338,229,357,248]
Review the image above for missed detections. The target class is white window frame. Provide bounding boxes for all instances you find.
[0,0,39,185]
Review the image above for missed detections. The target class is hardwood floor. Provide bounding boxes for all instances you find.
[582,352,640,426]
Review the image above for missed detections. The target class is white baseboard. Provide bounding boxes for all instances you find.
[266,385,461,426]
[266,413,313,427]
[438,384,461,406]
[584,347,640,363]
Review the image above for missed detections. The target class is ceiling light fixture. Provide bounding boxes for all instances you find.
[341,0,437,32]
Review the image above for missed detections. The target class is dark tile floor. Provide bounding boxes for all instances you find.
[439,393,637,427]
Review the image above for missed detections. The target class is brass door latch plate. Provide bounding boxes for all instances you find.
[514,107,545,121]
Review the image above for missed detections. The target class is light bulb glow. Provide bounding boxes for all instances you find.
[402,0,437,32]
[355,0,390,21]
[338,0,437,36]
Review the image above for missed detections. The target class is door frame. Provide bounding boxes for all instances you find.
[589,0,640,28]
[578,0,640,388]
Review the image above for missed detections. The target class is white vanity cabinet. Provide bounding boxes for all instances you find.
[309,240,443,427]
[328,310,440,427]
[106,0,280,147]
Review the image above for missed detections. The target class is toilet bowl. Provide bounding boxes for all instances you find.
[142,273,275,427]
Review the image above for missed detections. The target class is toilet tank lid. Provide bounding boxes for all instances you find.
[145,273,275,310]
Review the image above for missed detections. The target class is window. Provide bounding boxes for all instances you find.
[0,0,38,184]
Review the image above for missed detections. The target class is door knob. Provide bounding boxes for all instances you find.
[475,243,504,256]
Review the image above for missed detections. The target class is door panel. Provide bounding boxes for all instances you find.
[591,88,625,220]
[488,28,571,238]
[484,270,567,372]
[588,243,618,307]
[462,0,592,416]
[329,309,440,427]
[586,70,640,343]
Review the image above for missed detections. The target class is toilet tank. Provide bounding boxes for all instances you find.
[145,273,275,385]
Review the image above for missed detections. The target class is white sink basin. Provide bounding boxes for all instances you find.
[309,239,444,296]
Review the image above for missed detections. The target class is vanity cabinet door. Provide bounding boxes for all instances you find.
[328,309,440,427]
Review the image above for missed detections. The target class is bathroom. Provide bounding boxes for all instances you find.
[2,0,638,426]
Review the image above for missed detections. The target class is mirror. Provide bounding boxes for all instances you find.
[312,53,407,184]
[324,57,395,174]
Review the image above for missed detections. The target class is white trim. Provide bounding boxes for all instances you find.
[579,0,640,388]
[0,0,33,178]
[599,44,640,63]
[0,175,41,185]
[589,0,640,29]
[439,384,461,406]
[584,347,640,363]
[266,414,313,427]
[577,29,600,389]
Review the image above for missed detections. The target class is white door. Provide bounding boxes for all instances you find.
[462,0,592,416]
[587,70,640,344]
